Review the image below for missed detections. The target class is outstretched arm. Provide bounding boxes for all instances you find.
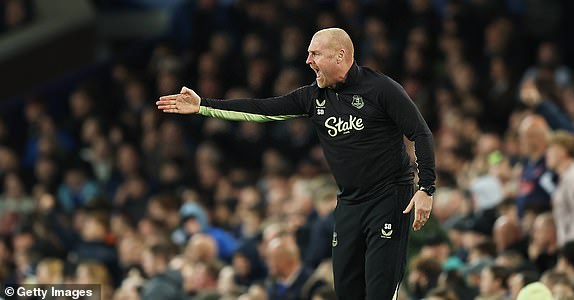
[156,86,311,122]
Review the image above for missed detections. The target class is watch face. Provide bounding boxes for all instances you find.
[420,185,435,196]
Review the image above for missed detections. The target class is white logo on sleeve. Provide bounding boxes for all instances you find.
[324,115,364,137]
[332,232,338,247]
[381,223,392,238]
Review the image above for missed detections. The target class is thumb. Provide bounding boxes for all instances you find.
[180,86,191,94]
[403,199,414,214]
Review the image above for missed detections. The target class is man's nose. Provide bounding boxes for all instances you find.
[306,53,312,65]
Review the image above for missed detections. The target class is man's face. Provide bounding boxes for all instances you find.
[532,218,554,248]
[306,34,338,88]
[479,268,497,295]
[265,248,281,277]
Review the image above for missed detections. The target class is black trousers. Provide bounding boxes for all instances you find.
[332,184,414,300]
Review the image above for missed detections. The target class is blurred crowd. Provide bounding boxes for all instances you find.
[1,0,574,299]
[0,0,34,34]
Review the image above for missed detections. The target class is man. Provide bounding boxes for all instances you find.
[516,115,555,219]
[545,130,574,246]
[156,28,436,300]
[477,265,511,300]
[264,235,324,300]
[492,215,523,254]
[407,255,442,299]
[140,243,185,300]
[528,213,558,273]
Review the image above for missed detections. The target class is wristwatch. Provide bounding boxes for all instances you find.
[418,185,436,197]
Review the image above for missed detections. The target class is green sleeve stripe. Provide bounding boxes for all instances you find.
[199,106,306,122]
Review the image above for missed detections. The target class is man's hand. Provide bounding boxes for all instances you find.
[403,190,433,231]
[156,86,201,114]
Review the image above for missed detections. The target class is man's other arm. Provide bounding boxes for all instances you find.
[380,77,436,188]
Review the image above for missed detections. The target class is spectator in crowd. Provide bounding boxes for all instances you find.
[546,130,574,246]
[516,115,554,219]
[522,42,572,90]
[477,265,511,300]
[440,268,469,300]
[519,80,574,132]
[32,257,64,284]
[184,233,218,265]
[75,261,114,299]
[492,215,523,254]
[407,255,442,299]
[231,244,267,289]
[174,201,237,262]
[303,179,336,269]
[23,114,75,169]
[528,213,559,273]
[0,172,34,221]
[264,235,324,300]
[57,165,99,214]
[181,259,223,298]
[117,234,143,268]
[140,243,184,300]
[71,211,120,285]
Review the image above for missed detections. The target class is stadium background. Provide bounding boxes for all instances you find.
[1,0,574,299]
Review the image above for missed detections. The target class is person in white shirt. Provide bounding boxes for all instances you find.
[546,130,574,246]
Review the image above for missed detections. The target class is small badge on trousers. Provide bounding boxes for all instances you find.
[381,223,393,239]
[332,232,338,247]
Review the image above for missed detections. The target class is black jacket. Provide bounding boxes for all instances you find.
[140,269,185,300]
[201,63,435,202]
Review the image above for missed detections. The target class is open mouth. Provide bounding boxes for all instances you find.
[313,67,321,79]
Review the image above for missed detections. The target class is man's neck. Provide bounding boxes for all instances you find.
[278,263,302,285]
[528,150,545,162]
[329,62,354,89]
[152,264,168,277]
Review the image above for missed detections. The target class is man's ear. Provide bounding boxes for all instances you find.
[337,49,345,63]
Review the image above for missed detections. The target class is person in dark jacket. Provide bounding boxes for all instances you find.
[264,235,324,300]
[140,243,185,300]
[156,27,436,300]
